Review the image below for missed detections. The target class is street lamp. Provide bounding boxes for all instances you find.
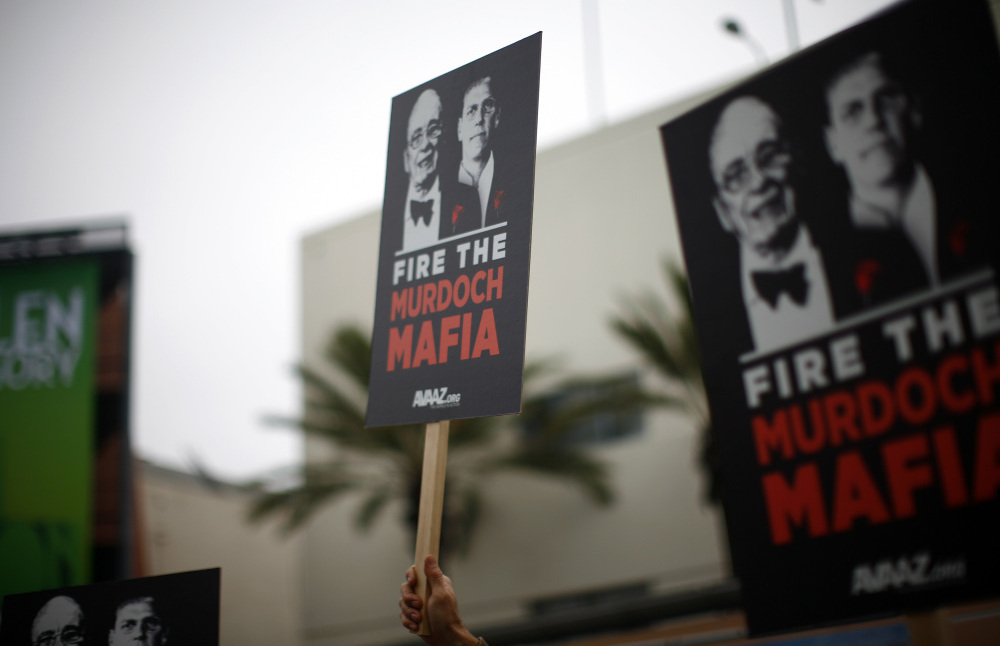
[721,18,768,66]
[722,0,820,66]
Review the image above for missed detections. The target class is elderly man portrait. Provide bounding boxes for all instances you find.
[448,75,505,237]
[822,50,985,307]
[400,88,446,253]
[107,596,168,646]
[30,596,85,646]
[708,95,836,353]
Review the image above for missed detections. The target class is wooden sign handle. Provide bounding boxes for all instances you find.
[413,420,451,636]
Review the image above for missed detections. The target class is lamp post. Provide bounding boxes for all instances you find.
[783,0,801,51]
[581,0,607,127]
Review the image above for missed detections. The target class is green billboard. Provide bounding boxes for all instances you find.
[0,257,99,599]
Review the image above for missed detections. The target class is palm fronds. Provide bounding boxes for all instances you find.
[248,323,619,557]
[609,260,719,506]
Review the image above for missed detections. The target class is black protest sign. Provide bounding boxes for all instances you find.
[660,0,1000,635]
[367,34,541,428]
[0,569,220,646]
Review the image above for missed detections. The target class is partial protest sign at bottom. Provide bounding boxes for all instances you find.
[0,569,220,646]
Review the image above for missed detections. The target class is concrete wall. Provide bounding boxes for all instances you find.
[298,90,730,646]
[139,462,302,646]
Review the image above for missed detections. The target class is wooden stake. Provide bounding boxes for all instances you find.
[413,420,451,636]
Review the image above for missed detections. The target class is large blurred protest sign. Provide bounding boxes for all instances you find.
[367,33,541,428]
[0,568,220,646]
[1,223,134,601]
[660,0,1000,635]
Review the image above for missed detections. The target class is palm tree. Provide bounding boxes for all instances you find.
[247,324,640,559]
[609,259,720,506]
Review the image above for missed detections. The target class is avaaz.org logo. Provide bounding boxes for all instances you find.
[412,387,461,408]
[851,552,966,595]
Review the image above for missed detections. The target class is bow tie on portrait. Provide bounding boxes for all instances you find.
[410,199,434,225]
[752,263,808,308]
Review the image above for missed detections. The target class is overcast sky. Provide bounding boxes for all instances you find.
[0,0,897,481]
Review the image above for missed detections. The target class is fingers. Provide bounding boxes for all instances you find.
[399,565,419,599]
[402,566,417,592]
[400,566,423,632]
[399,587,422,610]
[400,604,422,632]
[401,567,422,607]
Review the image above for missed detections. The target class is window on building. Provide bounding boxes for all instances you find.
[522,373,643,446]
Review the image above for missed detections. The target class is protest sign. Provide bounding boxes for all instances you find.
[661,0,1000,634]
[367,33,541,428]
[0,569,220,646]
[366,34,542,634]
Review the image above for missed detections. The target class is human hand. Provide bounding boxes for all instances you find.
[399,556,480,646]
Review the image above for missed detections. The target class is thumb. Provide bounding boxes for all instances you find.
[424,555,444,587]
[424,554,451,596]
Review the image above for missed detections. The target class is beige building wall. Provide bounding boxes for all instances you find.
[139,462,302,646]
[298,90,731,646]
